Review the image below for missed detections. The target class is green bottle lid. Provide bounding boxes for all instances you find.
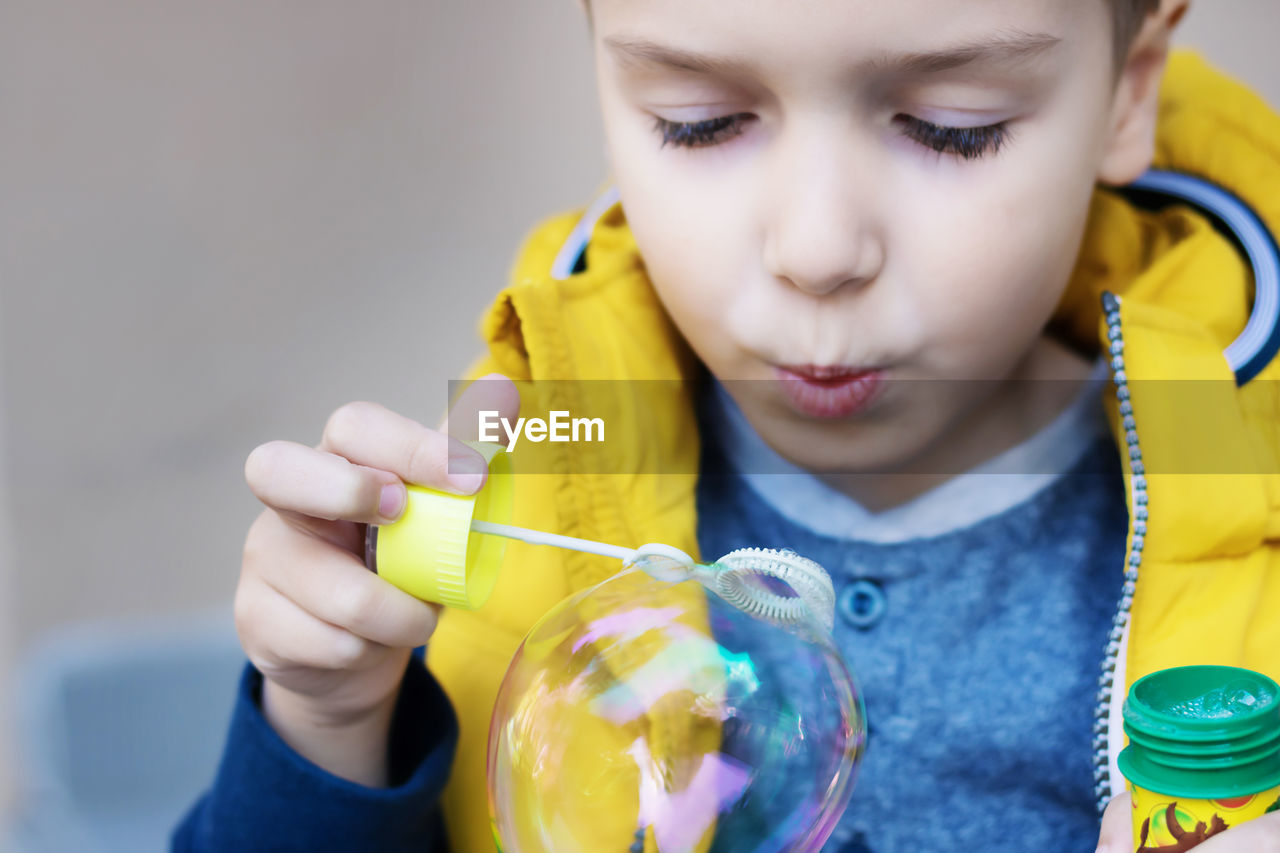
[1118,665,1280,799]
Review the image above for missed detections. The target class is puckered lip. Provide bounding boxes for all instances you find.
[772,364,887,418]
[775,363,879,381]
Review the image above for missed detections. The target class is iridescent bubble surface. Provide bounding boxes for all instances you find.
[487,555,865,852]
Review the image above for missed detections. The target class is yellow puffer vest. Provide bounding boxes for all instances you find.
[426,51,1280,851]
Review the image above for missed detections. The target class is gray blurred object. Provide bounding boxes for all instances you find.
[7,612,243,853]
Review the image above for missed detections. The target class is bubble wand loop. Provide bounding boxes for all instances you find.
[466,519,836,634]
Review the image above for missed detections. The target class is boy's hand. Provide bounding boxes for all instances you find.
[1097,792,1280,851]
[234,374,519,786]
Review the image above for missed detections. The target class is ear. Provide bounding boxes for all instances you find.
[1096,0,1190,186]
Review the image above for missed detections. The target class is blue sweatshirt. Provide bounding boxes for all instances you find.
[171,646,456,852]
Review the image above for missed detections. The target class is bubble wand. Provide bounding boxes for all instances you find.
[365,444,835,632]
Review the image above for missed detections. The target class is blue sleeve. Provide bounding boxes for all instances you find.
[171,647,456,852]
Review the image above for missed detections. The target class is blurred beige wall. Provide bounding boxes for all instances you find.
[1177,1,1280,100]
[0,0,606,820]
[0,0,1277,816]
[0,0,605,647]
[0,329,12,820]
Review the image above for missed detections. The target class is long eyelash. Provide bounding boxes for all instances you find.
[897,115,1011,160]
[654,115,747,149]
[653,113,1009,159]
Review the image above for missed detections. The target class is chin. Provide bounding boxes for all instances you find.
[753,409,930,477]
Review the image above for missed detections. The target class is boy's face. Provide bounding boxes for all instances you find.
[590,0,1130,477]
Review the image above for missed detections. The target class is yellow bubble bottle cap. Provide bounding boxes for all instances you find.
[366,442,513,609]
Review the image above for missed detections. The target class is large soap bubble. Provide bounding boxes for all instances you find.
[487,547,865,852]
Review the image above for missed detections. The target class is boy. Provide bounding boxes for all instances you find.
[177,0,1280,849]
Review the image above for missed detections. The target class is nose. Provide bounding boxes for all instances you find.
[762,130,885,297]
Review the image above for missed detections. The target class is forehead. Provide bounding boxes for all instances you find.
[590,0,1107,73]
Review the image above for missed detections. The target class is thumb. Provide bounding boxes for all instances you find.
[1097,791,1135,853]
[442,373,521,443]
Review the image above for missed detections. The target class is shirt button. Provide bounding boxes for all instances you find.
[838,579,886,629]
[840,830,873,852]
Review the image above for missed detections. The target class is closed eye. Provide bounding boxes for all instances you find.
[653,112,1012,161]
[653,114,753,149]
[894,114,1011,160]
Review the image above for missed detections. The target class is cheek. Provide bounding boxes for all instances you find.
[900,172,1093,371]
[604,129,756,365]
[901,131,1100,371]
[634,217,743,369]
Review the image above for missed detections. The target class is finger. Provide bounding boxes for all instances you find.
[1097,791,1134,853]
[246,511,439,649]
[275,508,363,555]
[243,505,363,572]
[235,574,382,675]
[442,373,521,442]
[320,400,486,495]
[1198,810,1280,850]
[245,440,406,526]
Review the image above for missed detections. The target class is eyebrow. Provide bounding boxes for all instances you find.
[604,29,1062,78]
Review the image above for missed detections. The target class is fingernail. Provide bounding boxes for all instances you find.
[447,454,487,493]
[379,483,406,521]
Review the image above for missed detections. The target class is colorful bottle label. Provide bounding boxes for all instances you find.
[1128,782,1280,851]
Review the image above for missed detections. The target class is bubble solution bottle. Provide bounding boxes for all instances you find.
[1118,665,1280,851]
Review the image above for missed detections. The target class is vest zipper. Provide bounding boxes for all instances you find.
[1092,291,1147,814]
